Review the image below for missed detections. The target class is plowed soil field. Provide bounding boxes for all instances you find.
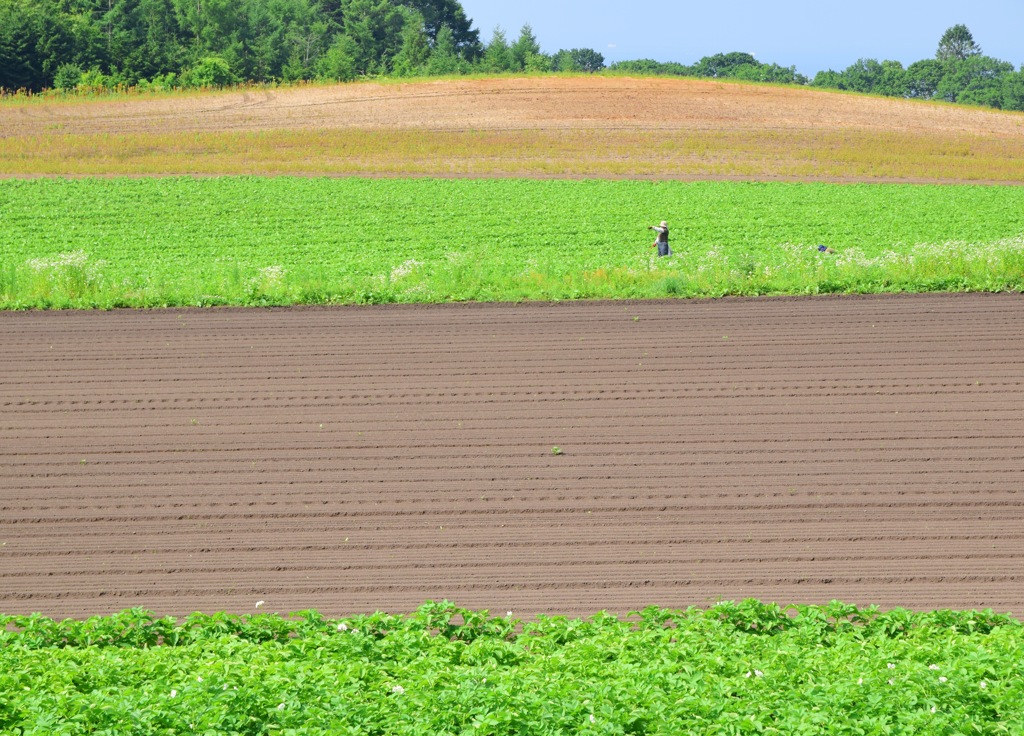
[5,77,1024,180]
[4,76,1022,137]
[3,293,1023,619]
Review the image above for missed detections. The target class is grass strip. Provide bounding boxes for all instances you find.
[2,128,1024,182]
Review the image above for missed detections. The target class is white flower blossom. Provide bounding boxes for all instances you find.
[939,677,948,683]
[277,703,286,710]
[980,681,987,689]
[259,265,285,285]
[390,260,423,280]
[589,714,596,724]
[169,689,177,698]
[887,663,896,669]
[338,623,348,631]
[392,685,405,695]
[929,664,940,670]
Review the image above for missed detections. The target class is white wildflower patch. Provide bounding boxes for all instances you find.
[24,250,106,294]
[390,259,422,280]
[391,685,405,695]
[249,265,286,290]
[26,250,94,273]
[258,265,285,286]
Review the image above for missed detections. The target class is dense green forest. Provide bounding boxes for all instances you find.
[1,0,1022,113]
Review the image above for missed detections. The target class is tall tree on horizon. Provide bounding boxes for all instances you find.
[936,24,982,61]
[399,0,479,58]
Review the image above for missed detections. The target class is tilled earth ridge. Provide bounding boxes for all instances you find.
[1,293,1023,619]
[4,77,1023,137]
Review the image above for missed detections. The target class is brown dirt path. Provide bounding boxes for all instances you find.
[2,293,1024,619]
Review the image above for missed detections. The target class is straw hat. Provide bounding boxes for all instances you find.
[660,221,667,227]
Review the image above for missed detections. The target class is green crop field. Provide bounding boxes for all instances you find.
[2,601,1022,735]
[2,177,1023,309]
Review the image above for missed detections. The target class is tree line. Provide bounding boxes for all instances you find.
[1,1,1021,114]
[808,26,1024,111]
[608,26,1024,111]
[0,0,606,91]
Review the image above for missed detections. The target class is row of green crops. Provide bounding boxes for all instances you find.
[2,600,1022,735]
[2,177,1024,309]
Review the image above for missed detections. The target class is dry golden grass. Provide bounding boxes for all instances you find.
[2,76,1023,182]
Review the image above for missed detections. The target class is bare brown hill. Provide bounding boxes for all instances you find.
[4,76,1024,137]
[3,77,1023,181]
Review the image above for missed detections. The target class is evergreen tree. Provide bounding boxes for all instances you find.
[424,23,463,74]
[510,23,538,71]
[399,0,479,58]
[340,0,407,74]
[317,32,358,80]
[936,24,981,62]
[391,7,429,76]
[481,25,511,72]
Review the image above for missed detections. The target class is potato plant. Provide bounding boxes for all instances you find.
[2,178,1023,309]
[1,600,1022,735]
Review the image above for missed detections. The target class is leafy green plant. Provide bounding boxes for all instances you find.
[2,600,1022,734]
[2,178,1023,309]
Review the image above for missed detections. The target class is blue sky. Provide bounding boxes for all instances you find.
[459,1,1023,76]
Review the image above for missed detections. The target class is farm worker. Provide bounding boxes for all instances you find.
[649,221,671,257]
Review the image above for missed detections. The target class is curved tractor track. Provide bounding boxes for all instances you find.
[2,293,1023,619]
